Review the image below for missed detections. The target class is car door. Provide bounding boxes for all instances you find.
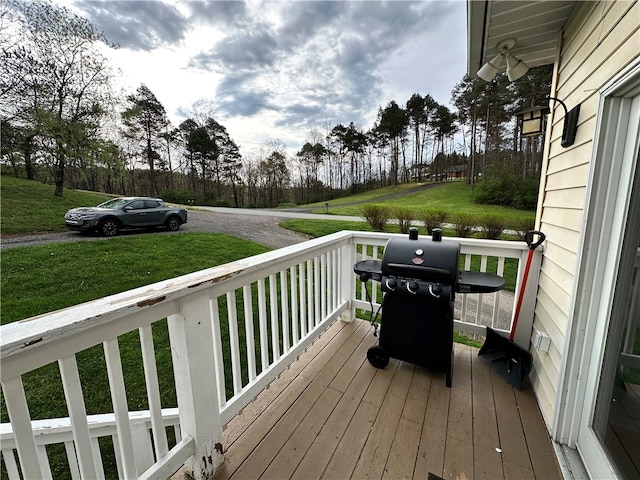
[120,200,148,227]
[142,200,167,226]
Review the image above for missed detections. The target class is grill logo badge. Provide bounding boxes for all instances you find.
[412,257,424,265]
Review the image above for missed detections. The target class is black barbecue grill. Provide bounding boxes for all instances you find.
[354,228,504,387]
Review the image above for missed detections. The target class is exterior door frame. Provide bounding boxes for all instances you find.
[552,57,640,478]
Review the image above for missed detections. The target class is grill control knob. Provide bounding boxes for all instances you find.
[385,278,397,291]
[429,284,443,298]
[407,281,419,294]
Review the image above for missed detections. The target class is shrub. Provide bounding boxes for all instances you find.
[419,208,447,234]
[474,177,516,206]
[362,204,391,231]
[513,179,540,210]
[474,174,539,210]
[514,217,536,241]
[479,214,506,239]
[392,206,414,234]
[450,212,477,238]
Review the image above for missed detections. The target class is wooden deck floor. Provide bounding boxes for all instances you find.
[211,319,562,480]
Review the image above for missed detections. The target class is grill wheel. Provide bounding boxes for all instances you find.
[367,345,390,369]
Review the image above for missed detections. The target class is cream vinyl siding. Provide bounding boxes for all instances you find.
[532,0,640,426]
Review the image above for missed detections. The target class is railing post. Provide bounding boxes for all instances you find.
[340,238,357,322]
[512,248,543,349]
[168,291,224,479]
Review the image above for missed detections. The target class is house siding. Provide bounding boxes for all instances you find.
[532,0,640,426]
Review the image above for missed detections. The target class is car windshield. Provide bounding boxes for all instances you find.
[97,198,130,209]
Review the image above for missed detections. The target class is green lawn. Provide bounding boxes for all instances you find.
[303,182,428,207]
[306,181,535,226]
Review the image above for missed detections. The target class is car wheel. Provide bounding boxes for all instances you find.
[99,219,119,237]
[165,216,181,231]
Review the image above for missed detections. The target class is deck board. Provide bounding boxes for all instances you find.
[471,345,503,480]
[211,319,562,480]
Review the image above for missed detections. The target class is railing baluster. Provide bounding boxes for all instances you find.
[299,263,307,337]
[330,249,337,311]
[269,274,281,361]
[226,291,243,395]
[257,278,270,370]
[280,270,291,354]
[492,257,506,327]
[104,338,137,478]
[91,437,105,479]
[461,254,472,321]
[138,325,169,460]
[36,444,53,479]
[475,256,488,325]
[210,299,227,407]
[131,421,154,473]
[290,267,300,344]
[314,257,321,328]
[1,449,20,479]
[1,377,44,479]
[63,440,81,479]
[307,260,314,332]
[372,246,380,305]
[58,355,99,479]
[243,284,257,382]
[321,253,327,321]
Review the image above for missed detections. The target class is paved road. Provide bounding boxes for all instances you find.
[0,207,365,250]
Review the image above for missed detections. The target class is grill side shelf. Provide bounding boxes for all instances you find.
[456,270,505,293]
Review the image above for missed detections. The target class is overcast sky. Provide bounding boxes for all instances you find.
[60,0,468,157]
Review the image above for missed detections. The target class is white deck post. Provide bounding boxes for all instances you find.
[340,238,357,322]
[168,291,224,479]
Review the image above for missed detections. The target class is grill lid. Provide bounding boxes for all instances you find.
[381,228,460,285]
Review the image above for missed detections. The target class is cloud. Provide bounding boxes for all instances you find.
[61,0,467,157]
[73,0,189,51]
[219,88,277,117]
[186,1,248,26]
[189,24,280,71]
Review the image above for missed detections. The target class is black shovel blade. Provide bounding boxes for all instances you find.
[478,327,532,390]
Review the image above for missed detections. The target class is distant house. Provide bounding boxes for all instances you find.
[468,1,639,478]
[445,165,466,179]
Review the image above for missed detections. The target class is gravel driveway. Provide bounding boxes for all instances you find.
[0,209,316,250]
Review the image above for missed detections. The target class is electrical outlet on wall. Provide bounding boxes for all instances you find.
[534,330,551,352]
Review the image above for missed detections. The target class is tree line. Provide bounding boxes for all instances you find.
[1,0,551,208]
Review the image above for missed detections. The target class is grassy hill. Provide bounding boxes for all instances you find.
[302,181,535,226]
[1,176,111,235]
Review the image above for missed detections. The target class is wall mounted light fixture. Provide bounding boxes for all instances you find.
[477,38,529,82]
[515,97,581,148]
[516,105,551,137]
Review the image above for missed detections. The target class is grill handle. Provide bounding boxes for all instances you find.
[385,263,451,276]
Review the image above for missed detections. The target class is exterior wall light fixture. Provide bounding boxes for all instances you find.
[515,97,580,148]
[477,38,529,82]
[516,105,550,137]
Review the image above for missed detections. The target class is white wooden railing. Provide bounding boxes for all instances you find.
[0,231,542,479]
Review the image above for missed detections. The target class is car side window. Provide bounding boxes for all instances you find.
[144,200,161,208]
[126,200,145,210]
